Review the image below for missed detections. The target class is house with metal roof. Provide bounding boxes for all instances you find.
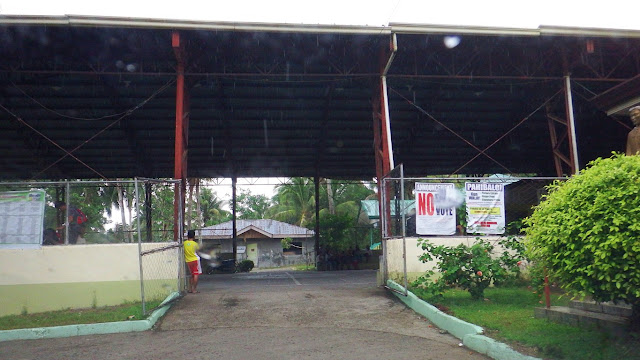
[197,219,314,268]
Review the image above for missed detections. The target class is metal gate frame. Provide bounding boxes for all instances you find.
[135,177,186,315]
[380,164,409,296]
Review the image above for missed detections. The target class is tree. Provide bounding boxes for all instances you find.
[199,187,230,226]
[319,213,353,252]
[523,153,640,330]
[268,178,316,227]
[236,189,271,219]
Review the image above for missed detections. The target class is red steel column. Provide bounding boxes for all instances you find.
[374,34,396,237]
[173,31,189,241]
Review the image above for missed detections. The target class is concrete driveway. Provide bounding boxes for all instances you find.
[1,270,488,360]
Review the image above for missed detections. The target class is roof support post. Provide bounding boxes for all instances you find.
[564,75,580,174]
[232,175,237,266]
[373,34,397,237]
[173,31,190,241]
[545,78,579,177]
[314,173,320,267]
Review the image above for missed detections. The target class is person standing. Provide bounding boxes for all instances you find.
[55,201,87,244]
[183,230,202,294]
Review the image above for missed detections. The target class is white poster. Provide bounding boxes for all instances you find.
[0,190,46,246]
[465,182,506,234]
[415,183,456,235]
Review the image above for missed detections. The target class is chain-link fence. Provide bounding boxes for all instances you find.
[0,178,184,316]
[380,164,566,292]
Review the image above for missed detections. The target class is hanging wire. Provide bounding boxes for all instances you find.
[0,79,176,180]
[9,80,174,121]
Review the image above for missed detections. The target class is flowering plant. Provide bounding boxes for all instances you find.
[412,235,524,300]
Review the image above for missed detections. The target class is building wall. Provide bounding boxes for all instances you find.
[385,236,514,283]
[0,243,179,316]
[204,237,315,268]
[254,238,315,268]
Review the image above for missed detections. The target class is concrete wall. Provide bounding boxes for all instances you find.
[0,243,180,316]
[203,237,315,268]
[385,236,512,283]
[255,238,314,268]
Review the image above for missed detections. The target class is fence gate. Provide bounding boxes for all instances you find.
[381,164,409,296]
[135,178,187,315]
[139,242,186,315]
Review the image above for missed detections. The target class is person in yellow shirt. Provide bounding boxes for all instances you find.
[184,230,201,294]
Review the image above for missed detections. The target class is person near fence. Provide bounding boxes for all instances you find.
[184,230,202,294]
[42,228,62,245]
[55,201,87,244]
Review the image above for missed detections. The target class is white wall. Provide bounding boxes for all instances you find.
[385,236,513,283]
[0,243,180,316]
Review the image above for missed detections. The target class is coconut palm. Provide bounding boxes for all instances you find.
[268,177,316,227]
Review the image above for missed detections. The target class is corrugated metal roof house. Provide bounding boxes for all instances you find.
[199,219,314,239]
[197,219,314,268]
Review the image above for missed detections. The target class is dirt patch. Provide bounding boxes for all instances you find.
[222,297,239,307]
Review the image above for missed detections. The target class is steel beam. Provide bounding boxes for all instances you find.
[564,76,580,174]
[314,173,320,267]
[373,34,397,237]
[545,99,576,176]
[173,31,190,241]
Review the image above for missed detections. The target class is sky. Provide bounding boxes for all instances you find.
[1,0,640,31]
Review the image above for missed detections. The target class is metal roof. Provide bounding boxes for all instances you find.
[1,18,638,180]
[199,219,314,239]
[360,199,415,219]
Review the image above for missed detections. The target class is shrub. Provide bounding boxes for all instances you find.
[236,260,254,272]
[413,235,525,300]
[523,153,640,329]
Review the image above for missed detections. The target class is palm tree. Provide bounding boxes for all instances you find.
[200,187,230,226]
[269,177,316,227]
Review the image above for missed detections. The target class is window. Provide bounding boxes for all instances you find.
[283,241,302,255]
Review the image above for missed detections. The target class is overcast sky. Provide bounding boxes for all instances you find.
[1,0,640,30]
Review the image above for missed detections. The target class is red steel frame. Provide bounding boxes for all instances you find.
[173,31,190,241]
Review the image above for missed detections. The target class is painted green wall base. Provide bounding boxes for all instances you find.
[0,279,178,317]
[387,271,428,284]
[0,292,180,342]
[387,280,539,360]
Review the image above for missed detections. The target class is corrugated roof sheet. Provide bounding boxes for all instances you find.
[360,199,415,219]
[199,219,314,238]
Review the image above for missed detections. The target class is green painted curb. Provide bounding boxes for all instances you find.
[387,280,539,360]
[0,292,181,342]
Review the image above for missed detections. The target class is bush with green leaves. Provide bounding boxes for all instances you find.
[413,235,525,300]
[523,153,640,329]
[236,260,254,272]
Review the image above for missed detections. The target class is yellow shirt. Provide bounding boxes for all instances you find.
[183,239,199,263]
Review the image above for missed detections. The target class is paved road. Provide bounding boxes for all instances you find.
[1,270,489,360]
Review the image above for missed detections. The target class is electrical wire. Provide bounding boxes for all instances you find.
[10,79,173,121]
[0,79,176,180]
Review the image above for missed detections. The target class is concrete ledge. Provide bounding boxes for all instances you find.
[386,280,482,339]
[0,292,180,342]
[534,305,629,337]
[387,280,540,360]
[569,300,633,317]
[464,334,539,360]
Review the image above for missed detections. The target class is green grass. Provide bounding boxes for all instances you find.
[411,287,640,360]
[291,264,316,271]
[0,300,162,331]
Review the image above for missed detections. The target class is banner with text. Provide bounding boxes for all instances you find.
[465,182,505,234]
[0,190,46,246]
[415,183,456,235]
